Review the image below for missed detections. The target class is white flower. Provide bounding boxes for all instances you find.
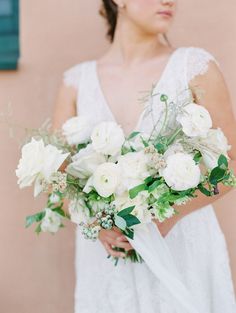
[177,103,212,137]
[116,151,150,194]
[112,190,152,224]
[198,128,231,169]
[66,144,106,179]
[49,193,60,204]
[85,162,121,197]
[68,199,93,225]
[163,142,185,159]
[160,152,201,191]
[91,121,125,156]
[15,138,69,196]
[41,208,62,233]
[62,115,95,145]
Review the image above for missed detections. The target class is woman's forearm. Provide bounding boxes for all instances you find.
[173,159,236,222]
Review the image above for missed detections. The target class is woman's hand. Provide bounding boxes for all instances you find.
[98,227,133,258]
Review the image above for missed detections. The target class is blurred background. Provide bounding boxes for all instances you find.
[0,1,235,312]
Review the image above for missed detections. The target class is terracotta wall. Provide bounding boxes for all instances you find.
[0,1,235,312]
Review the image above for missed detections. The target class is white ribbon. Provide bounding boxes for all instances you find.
[127,222,201,313]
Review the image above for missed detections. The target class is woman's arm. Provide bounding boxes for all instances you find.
[155,60,236,236]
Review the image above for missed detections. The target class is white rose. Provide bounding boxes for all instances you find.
[68,199,93,225]
[177,103,212,137]
[86,162,121,197]
[160,152,201,191]
[62,115,95,145]
[41,208,62,233]
[116,151,150,194]
[66,144,106,179]
[199,128,231,169]
[91,121,125,156]
[15,138,69,196]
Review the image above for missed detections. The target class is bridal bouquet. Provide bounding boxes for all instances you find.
[15,94,236,263]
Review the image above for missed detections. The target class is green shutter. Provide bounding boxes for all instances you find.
[0,0,19,70]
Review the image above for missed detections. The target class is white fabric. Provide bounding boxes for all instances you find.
[63,46,236,313]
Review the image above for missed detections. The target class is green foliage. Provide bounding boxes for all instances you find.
[25,211,46,228]
[129,184,148,199]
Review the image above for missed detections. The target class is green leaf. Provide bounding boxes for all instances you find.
[198,184,212,197]
[123,228,134,240]
[52,207,70,219]
[140,136,149,147]
[155,142,166,154]
[114,215,127,230]
[127,131,140,140]
[209,167,226,185]
[35,223,42,235]
[25,211,46,228]
[217,154,228,169]
[124,214,141,227]
[193,151,202,164]
[129,183,147,199]
[77,143,87,152]
[148,180,163,193]
[117,205,135,217]
[144,176,155,184]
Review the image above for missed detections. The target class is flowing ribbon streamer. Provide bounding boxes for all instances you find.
[127,222,200,313]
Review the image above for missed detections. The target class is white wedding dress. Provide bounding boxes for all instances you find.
[63,46,236,313]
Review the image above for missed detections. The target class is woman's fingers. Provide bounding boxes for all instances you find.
[103,242,126,258]
[106,236,133,251]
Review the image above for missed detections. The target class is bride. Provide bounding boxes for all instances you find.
[52,0,236,312]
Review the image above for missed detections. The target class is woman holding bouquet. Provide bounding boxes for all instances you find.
[52,0,236,312]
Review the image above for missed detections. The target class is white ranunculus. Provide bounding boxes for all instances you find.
[199,128,231,169]
[91,121,125,156]
[15,138,69,196]
[160,152,201,191]
[66,144,106,179]
[177,103,212,137]
[41,208,62,233]
[116,151,150,194]
[163,143,185,159]
[62,115,95,145]
[91,162,121,197]
[68,199,93,225]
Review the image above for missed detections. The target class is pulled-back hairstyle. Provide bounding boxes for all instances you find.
[99,0,171,46]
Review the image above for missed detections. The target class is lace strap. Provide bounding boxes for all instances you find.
[186,47,220,83]
[63,62,84,89]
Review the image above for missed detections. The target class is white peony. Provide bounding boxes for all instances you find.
[68,199,93,225]
[84,162,121,197]
[160,152,201,191]
[91,121,125,156]
[116,151,150,194]
[15,138,69,196]
[41,208,62,233]
[66,144,106,179]
[62,115,95,145]
[198,128,231,169]
[177,103,212,137]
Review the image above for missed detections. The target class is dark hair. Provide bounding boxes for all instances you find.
[99,0,171,46]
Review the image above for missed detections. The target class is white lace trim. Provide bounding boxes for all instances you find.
[186,47,220,82]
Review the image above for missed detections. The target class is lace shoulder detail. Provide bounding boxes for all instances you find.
[63,62,84,89]
[186,47,220,83]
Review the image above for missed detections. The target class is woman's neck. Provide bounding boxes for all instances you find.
[106,18,168,66]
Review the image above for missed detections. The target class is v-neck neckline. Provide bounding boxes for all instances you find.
[93,47,180,136]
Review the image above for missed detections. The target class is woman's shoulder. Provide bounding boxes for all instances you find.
[179,45,220,83]
[63,59,94,89]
